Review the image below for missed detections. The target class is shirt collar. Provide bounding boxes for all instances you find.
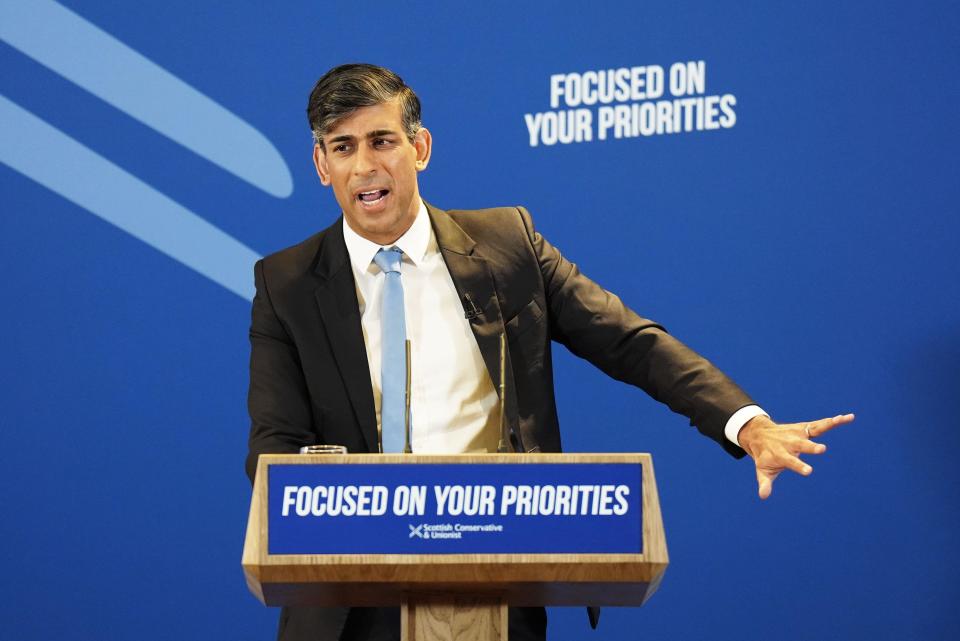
[342,199,431,273]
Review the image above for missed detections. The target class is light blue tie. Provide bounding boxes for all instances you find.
[373,247,408,453]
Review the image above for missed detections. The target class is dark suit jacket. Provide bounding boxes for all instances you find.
[246,203,753,640]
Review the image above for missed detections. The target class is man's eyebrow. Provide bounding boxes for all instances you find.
[327,130,398,144]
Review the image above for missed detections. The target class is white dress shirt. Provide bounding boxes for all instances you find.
[343,201,500,453]
[342,200,764,452]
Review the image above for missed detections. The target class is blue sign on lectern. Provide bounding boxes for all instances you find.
[267,462,642,555]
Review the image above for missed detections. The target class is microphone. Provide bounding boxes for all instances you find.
[404,339,412,454]
[463,294,482,320]
[496,332,513,453]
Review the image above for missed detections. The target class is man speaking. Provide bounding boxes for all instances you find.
[246,63,853,641]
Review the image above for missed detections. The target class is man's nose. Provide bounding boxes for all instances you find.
[353,144,377,175]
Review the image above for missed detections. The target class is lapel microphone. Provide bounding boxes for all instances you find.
[463,293,482,320]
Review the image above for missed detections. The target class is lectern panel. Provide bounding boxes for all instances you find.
[243,454,668,608]
[267,462,642,555]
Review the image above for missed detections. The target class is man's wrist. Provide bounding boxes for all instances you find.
[724,405,769,448]
[737,414,779,459]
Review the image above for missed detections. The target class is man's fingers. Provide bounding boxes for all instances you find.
[757,475,773,500]
[782,453,812,476]
[807,413,855,437]
[797,439,827,455]
[758,480,772,500]
[756,468,779,500]
[750,413,852,500]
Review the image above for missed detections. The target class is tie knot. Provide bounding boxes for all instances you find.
[373,247,403,274]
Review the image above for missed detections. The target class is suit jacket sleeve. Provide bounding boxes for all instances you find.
[517,206,752,458]
[245,258,316,482]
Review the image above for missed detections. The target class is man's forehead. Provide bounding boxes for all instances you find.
[327,99,403,137]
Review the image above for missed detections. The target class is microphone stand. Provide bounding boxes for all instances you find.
[404,339,412,454]
[496,332,513,453]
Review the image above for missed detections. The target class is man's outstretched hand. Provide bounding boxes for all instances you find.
[738,413,855,500]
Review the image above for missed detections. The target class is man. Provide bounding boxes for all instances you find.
[246,63,853,641]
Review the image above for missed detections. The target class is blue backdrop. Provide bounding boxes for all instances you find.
[2,1,958,639]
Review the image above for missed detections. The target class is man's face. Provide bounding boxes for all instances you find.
[314,98,432,245]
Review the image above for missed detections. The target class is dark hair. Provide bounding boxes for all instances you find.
[306,63,422,148]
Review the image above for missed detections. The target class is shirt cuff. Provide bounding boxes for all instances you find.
[724,405,769,448]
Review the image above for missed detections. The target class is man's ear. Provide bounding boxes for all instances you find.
[313,144,331,185]
[413,127,432,172]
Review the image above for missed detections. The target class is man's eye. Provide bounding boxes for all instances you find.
[334,143,350,153]
[374,138,391,147]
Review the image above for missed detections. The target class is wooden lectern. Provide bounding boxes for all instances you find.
[243,453,668,641]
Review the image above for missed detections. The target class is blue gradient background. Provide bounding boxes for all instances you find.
[1,1,958,639]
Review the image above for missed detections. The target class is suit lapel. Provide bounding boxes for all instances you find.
[312,221,379,453]
[426,203,523,452]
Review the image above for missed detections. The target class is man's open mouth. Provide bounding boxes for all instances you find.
[357,189,389,205]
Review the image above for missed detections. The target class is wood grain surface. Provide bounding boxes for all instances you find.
[403,597,507,641]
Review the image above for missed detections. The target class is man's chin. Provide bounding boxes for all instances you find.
[349,212,408,245]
